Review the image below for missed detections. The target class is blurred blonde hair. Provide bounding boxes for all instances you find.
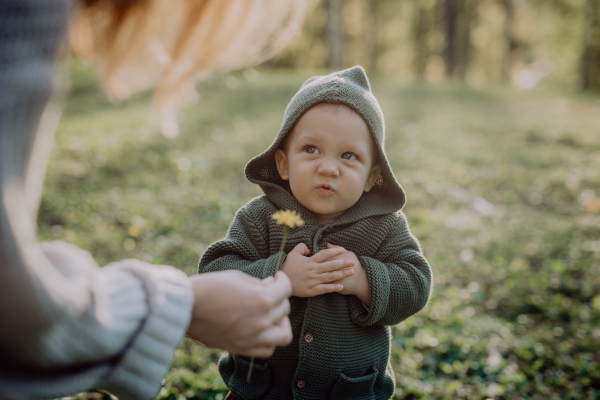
[70,0,316,137]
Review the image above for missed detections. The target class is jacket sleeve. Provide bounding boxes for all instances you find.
[198,203,282,279]
[348,212,432,327]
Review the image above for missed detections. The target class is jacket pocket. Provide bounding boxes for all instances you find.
[329,367,378,400]
[227,356,272,400]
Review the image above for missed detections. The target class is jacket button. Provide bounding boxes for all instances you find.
[318,233,323,240]
[297,380,307,389]
[304,333,314,343]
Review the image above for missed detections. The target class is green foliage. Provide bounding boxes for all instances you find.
[45,61,600,399]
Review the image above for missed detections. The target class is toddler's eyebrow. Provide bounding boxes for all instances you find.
[295,133,322,143]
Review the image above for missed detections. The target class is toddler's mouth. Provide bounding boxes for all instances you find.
[317,184,334,196]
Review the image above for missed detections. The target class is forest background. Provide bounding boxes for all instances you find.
[41,0,600,399]
[272,0,600,91]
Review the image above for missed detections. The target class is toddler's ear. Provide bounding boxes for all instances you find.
[275,149,290,180]
[364,164,381,192]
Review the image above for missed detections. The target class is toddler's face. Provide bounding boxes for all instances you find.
[275,103,381,224]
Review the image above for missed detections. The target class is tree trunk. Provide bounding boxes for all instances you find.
[580,0,600,90]
[442,0,478,80]
[458,0,478,80]
[501,0,518,83]
[443,0,459,78]
[365,0,383,73]
[412,0,430,80]
[326,0,345,70]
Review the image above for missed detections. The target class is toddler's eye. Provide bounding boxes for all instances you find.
[304,145,318,154]
[341,152,357,160]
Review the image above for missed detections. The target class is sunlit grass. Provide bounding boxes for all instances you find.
[43,60,600,399]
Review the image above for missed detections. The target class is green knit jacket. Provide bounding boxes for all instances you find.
[198,191,431,400]
[198,66,432,400]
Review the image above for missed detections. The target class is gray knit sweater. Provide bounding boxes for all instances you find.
[198,66,432,400]
[0,1,193,399]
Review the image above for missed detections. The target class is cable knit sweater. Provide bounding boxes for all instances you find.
[0,1,193,399]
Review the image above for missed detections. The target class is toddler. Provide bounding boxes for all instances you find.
[198,66,432,400]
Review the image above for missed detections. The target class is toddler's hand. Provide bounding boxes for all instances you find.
[281,243,355,297]
[325,243,370,305]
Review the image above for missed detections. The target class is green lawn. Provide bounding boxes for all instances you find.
[43,61,600,400]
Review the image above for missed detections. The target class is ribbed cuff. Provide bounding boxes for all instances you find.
[33,241,150,367]
[102,261,193,400]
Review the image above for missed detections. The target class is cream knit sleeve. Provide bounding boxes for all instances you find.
[0,2,193,397]
[0,195,193,400]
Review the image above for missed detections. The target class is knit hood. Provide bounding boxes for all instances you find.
[245,66,406,225]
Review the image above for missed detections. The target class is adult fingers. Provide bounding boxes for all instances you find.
[256,271,292,310]
[272,271,292,297]
[311,246,346,263]
[224,269,262,284]
[254,315,293,348]
[219,306,291,356]
[326,243,342,249]
[237,344,276,358]
[263,295,291,326]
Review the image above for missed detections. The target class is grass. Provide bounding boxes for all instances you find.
[44,60,600,400]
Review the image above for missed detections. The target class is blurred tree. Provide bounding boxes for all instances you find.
[412,0,433,79]
[442,0,458,78]
[326,0,345,69]
[365,0,385,73]
[442,0,480,80]
[265,0,600,91]
[580,0,600,90]
[500,0,518,83]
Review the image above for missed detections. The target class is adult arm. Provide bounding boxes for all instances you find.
[1,178,291,400]
[0,130,291,400]
[0,2,193,398]
[348,211,433,327]
[1,2,292,399]
[0,193,194,400]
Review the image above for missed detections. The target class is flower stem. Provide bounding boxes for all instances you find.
[247,225,289,383]
[246,357,254,383]
[274,225,289,273]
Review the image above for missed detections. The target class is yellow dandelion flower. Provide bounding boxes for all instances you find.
[272,210,305,228]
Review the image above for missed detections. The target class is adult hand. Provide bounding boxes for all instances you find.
[186,270,292,358]
[280,243,355,297]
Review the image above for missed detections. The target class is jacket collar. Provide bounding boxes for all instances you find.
[259,180,402,227]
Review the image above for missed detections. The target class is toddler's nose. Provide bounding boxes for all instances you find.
[317,159,339,177]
